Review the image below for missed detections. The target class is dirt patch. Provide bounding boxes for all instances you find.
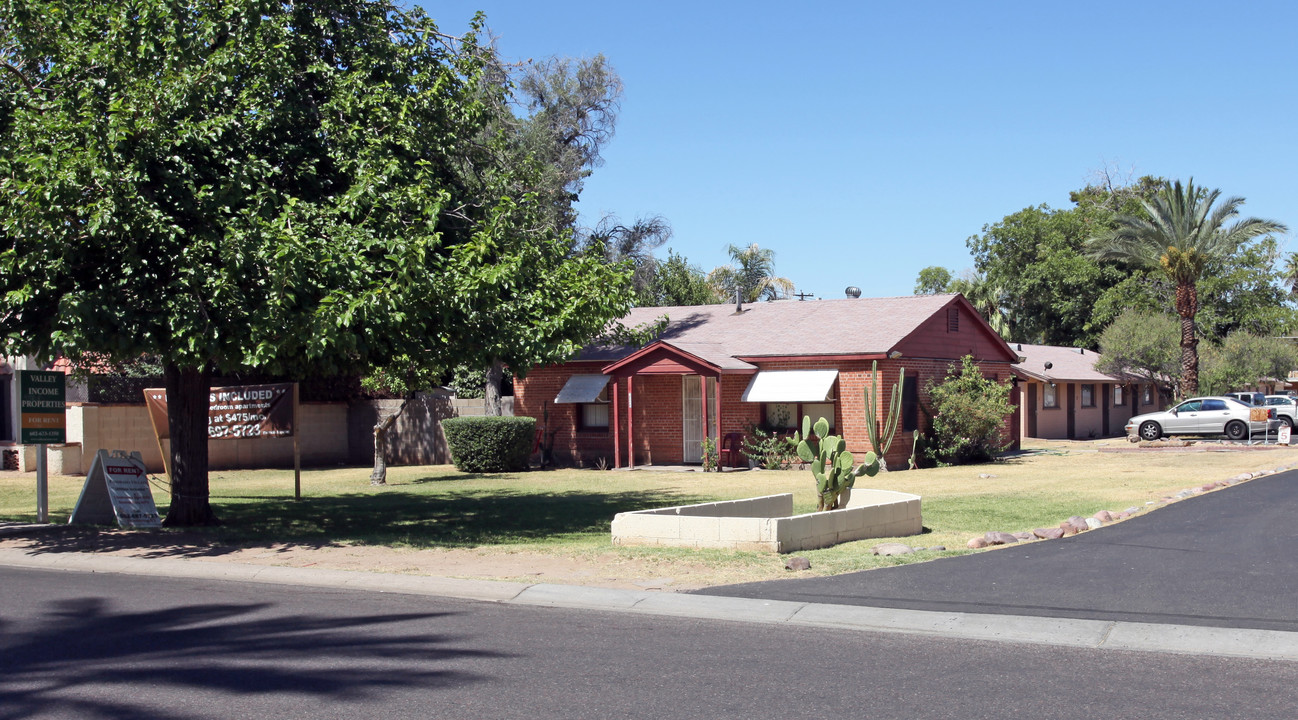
[0,528,736,592]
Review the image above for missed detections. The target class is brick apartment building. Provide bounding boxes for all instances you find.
[513,293,1022,470]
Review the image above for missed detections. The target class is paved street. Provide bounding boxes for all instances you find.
[700,469,1298,631]
[4,564,1298,720]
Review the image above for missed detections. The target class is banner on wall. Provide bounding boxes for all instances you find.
[143,383,295,440]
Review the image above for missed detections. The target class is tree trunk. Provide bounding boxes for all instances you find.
[370,396,411,485]
[484,359,505,416]
[1175,281,1199,398]
[162,363,219,527]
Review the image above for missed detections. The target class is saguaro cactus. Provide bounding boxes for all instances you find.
[864,360,905,471]
[792,415,881,511]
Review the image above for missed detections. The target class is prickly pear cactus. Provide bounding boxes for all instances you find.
[793,416,881,511]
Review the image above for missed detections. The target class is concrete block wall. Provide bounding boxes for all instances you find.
[44,397,489,475]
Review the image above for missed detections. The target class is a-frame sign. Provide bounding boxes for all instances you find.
[68,450,162,528]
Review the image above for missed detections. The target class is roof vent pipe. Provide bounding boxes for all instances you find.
[1077,347,1085,354]
[845,286,862,299]
[735,287,742,313]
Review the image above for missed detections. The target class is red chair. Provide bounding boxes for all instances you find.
[718,432,746,469]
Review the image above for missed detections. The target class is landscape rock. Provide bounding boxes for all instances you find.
[979,473,997,479]
[1085,517,1103,530]
[1125,507,1142,514]
[984,531,1019,545]
[1060,518,1088,535]
[927,546,947,552]
[784,556,811,571]
[1034,527,1065,540]
[1012,531,1034,541]
[1200,483,1219,492]
[967,537,989,549]
[872,543,915,556]
[1094,510,1113,522]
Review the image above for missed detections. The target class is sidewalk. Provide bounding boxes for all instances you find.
[1,538,1295,663]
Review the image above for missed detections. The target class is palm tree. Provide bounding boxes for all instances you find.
[948,270,1011,338]
[1283,252,1298,297]
[707,243,795,303]
[1087,179,1287,397]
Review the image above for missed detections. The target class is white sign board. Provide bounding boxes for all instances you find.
[69,450,162,528]
[1280,426,1292,446]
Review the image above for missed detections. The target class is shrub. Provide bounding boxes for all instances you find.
[925,355,1015,466]
[741,424,799,469]
[441,416,536,473]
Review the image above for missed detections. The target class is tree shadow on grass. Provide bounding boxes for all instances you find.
[0,593,502,720]
[11,488,708,558]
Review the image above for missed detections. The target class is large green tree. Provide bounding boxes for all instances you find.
[913,266,953,295]
[639,249,720,307]
[1199,332,1298,397]
[1094,310,1181,393]
[0,0,633,523]
[1086,179,1287,397]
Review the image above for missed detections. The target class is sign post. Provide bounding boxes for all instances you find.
[19,370,65,523]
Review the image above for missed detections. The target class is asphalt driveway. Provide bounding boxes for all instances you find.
[698,469,1298,632]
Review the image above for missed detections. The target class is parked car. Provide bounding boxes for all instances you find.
[1225,391,1266,406]
[1263,395,1297,428]
[1126,396,1279,441]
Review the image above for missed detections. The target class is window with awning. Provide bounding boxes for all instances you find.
[740,370,838,403]
[554,375,611,404]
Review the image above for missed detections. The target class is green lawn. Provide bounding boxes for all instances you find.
[4,439,1296,584]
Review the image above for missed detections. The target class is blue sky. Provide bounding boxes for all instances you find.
[424,1,1297,300]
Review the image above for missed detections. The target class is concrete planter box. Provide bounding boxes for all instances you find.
[611,490,922,553]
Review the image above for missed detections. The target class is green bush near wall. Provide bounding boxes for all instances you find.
[441,416,536,472]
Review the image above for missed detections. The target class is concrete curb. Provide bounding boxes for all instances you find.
[2,547,1295,662]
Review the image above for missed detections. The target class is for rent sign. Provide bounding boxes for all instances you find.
[144,383,295,440]
[18,370,66,444]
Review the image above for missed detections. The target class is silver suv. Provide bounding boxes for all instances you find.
[1225,391,1266,406]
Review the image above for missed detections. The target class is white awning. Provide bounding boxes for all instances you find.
[554,374,611,404]
[741,370,839,403]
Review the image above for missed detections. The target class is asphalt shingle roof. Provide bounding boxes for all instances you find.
[1010,342,1119,382]
[578,294,965,362]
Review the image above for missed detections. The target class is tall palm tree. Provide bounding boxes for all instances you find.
[1087,179,1286,397]
[707,243,795,303]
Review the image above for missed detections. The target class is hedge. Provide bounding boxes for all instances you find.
[441,416,536,473]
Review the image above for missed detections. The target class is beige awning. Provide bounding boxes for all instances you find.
[741,370,838,402]
[554,374,611,404]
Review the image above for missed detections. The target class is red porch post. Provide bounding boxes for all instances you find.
[627,375,635,470]
[700,375,709,464]
[612,377,621,469]
[715,375,723,464]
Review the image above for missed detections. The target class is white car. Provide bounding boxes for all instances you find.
[1263,395,1296,428]
[1126,396,1279,441]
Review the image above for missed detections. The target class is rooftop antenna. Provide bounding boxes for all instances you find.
[794,291,815,302]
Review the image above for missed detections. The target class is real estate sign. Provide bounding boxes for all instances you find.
[68,449,161,528]
[143,382,295,440]
[18,370,65,444]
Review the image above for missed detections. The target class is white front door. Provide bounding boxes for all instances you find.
[682,376,718,463]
